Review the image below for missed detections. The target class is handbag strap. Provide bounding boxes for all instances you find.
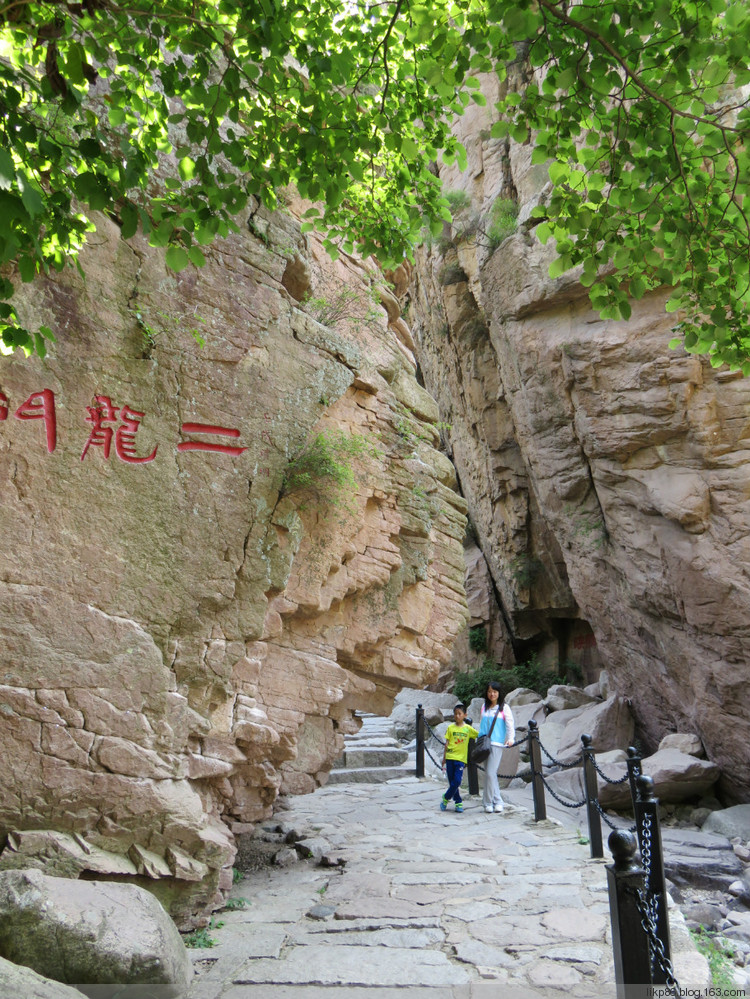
[485,705,502,736]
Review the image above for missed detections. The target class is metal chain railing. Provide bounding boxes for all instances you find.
[636,811,680,988]
[591,758,631,784]
[415,704,682,993]
[538,740,585,768]
[593,797,621,831]
[537,769,587,809]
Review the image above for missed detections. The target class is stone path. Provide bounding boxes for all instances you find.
[185,776,708,998]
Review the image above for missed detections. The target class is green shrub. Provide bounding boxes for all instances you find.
[445,189,472,212]
[488,197,519,248]
[690,927,739,989]
[468,626,487,653]
[452,652,558,703]
[281,429,379,507]
[453,661,519,704]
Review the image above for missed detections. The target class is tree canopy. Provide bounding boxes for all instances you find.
[1,0,749,370]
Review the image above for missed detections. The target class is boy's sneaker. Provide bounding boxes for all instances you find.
[440,797,448,811]
[455,803,464,813]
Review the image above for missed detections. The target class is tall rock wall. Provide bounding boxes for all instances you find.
[0,201,469,925]
[408,82,750,802]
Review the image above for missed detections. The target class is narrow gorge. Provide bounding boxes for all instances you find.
[1,74,749,936]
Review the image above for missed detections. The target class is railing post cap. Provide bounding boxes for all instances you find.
[528,718,538,730]
[636,774,656,799]
[581,733,593,747]
[608,829,640,870]
[627,746,640,759]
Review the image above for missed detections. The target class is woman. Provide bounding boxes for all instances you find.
[478,681,515,813]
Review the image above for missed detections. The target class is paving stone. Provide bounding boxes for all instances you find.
[221,989,458,999]
[232,945,471,986]
[290,927,445,948]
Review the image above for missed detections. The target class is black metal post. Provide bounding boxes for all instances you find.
[633,774,671,983]
[606,829,652,986]
[415,704,425,778]
[626,746,643,813]
[527,719,546,821]
[467,738,479,796]
[581,734,603,859]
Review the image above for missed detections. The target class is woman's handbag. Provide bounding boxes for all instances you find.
[469,707,501,764]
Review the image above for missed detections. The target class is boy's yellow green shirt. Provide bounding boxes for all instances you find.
[444,723,479,763]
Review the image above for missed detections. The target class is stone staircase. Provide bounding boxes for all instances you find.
[327,713,413,784]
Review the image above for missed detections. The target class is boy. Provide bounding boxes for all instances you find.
[440,704,479,813]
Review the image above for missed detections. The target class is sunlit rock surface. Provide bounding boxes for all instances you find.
[408,77,750,802]
[0,202,468,924]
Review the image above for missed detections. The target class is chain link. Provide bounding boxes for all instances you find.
[537,739,584,768]
[591,758,631,784]
[592,798,620,831]
[626,885,680,992]
[422,718,446,746]
[538,770,587,809]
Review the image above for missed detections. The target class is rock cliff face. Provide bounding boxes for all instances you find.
[0,202,468,925]
[408,85,750,802]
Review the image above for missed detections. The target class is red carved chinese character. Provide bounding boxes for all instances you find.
[81,395,157,463]
[14,389,57,452]
[0,392,7,421]
[178,423,247,456]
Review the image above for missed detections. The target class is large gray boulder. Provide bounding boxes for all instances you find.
[505,687,542,708]
[0,869,192,992]
[536,705,590,764]
[543,684,598,713]
[390,702,444,741]
[556,696,635,764]
[658,733,704,757]
[702,804,750,840]
[510,700,546,743]
[597,748,721,808]
[0,956,83,998]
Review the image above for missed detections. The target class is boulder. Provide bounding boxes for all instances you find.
[510,700,546,743]
[536,705,591,765]
[506,687,543,708]
[662,828,745,892]
[597,748,721,808]
[465,697,485,728]
[658,733,705,757]
[556,696,635,764]
[540,768,586,809]
[702,804,750,841]
[390,702,444,741]
[0,869,191,992]
[0,956,83,999]
[393,690,459,711]
[641,749,720,804]
[543,684,599,713]
[583,682,601,699]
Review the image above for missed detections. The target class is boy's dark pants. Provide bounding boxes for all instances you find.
[445,759,465,803]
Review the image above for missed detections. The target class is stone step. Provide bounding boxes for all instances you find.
[327,764,415,785]
[343,735,401,746]
[343,746,409,768]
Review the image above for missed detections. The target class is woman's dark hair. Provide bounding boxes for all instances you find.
[484,681,505,711]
